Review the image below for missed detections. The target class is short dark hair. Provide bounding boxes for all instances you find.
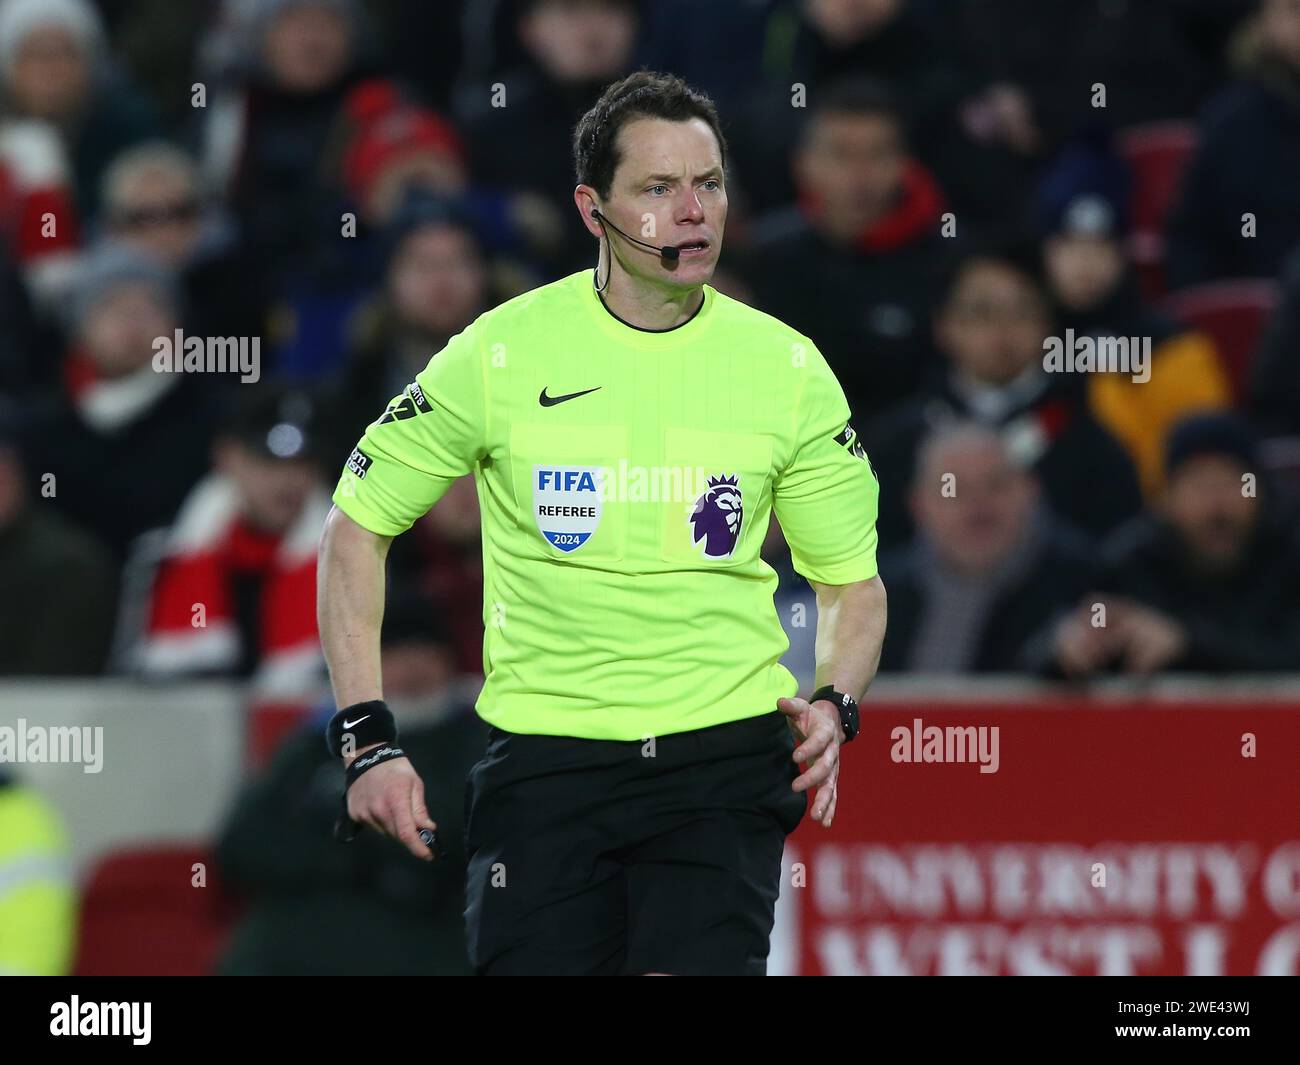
[573,70,727,199]
[936,238,1047,310]
[801,78,907,147]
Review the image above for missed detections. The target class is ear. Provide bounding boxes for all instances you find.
[574,185,603,239]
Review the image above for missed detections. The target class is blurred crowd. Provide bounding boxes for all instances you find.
[2,0,1300,690]
[4,0,1300,979]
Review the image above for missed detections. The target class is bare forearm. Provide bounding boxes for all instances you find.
[317,505,392,709]
[810,575,887,701]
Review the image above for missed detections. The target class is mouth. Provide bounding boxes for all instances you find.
[672,239,711,258]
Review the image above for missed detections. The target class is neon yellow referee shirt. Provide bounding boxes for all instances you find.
[333,270,879,740]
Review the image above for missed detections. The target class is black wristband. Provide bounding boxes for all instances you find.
[343,743,406,790]
[810,684,860,744]
[325,700,397,759]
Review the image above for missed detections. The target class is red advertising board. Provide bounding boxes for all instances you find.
[784,699,1300,975]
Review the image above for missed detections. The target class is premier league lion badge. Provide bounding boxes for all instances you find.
[688,473,743,558]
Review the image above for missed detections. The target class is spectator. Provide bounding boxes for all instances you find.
[864,243,1142,551]
[454,0,640,273]
[0,0,156,221]
[341,83,469,231]
[745,79,946,418]
[730,0,1017,221]
[341,80,562,265]
[877,423,1093,673]
[1165,0,1300,287]
[201,0,372,292]
[1249,241,1300,434]
[273,85,539,378]
[131,387,331,697]
[327,193,495,455]
[0,422,116,674]
[1052,413,1300,676]
[1039,182,1231,498]
[0,767,76,975]
[99,140,267,348]
[214,592,487,975]
[18,243,222,561]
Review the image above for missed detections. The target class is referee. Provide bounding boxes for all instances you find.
[318,71,888,975]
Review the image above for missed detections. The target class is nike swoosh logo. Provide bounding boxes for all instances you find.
[342,715,370,729]
[539,386,601,407]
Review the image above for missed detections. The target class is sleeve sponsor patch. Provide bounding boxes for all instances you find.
[376,381,433,424]
[831,422,879,482]
[832,422,869,461]
[346,446,373,479]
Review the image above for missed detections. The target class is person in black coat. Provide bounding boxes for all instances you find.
[1050,413,1300,676]
[17,244,223,563]
[877,422,1094,674]
[744,80,948,420]
[863,242,1142,553]
[1165,3,1300,288]
[453,0,641,276]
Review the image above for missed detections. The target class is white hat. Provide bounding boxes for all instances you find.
[0,0,105,81]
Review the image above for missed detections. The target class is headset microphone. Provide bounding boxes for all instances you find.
[591,208,680,261]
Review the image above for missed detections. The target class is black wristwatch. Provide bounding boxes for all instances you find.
[810,685,859,744]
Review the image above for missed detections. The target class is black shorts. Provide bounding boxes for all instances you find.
[462,709,806,975]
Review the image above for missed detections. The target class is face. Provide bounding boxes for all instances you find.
[580,116,727,291]
[8,26,90,118]
[215,441,318,534]
[262,3,352,94]
[911,435,1037,574]
[389,225,486,338]
[1161,454,1258,570]
[1262,0,1300,70]
[936,260,1050,385]
[364,153,467,225]
[521,0,636,83]
[80,284,176,378]
[1044,234,1124,312]
[108,168,203,268]
[806,0,901,44]
[795,111,904,241]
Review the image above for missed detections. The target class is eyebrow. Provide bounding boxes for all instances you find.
[642,168,724,184]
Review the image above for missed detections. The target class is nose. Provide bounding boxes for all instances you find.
[676,188,705,224]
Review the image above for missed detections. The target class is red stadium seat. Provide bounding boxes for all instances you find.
[1160,280,1281,404]
[72,844,240,976]
[1117,122,1198,300]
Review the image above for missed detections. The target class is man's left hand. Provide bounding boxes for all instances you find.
[777,696,843,828]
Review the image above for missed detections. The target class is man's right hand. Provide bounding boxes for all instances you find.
[1053,605,1120,678]
[344,745,438,861]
